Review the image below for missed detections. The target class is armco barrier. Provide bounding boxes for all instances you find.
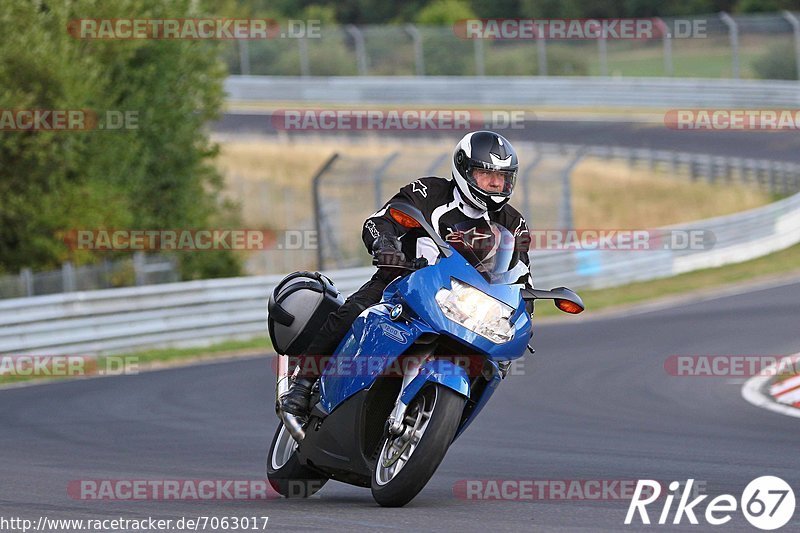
[0,267,373,357]
[224,76,800,108]
[1,191,798,357]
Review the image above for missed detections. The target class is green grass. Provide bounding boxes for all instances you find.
[118,337,271,365]
[0,337,271,386]
[534,242,800,318]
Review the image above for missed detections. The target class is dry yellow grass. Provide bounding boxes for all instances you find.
[214,139,772,230]
[214,137,449,228]
[571,158,770,228]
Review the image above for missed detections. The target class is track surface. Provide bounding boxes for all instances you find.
[214,114,800,163]
[2,277,799,532]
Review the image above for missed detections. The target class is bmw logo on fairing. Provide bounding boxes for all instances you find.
[390,304,403,321]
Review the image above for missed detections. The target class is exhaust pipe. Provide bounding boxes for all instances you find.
[275,354,306,441]
[280,411,306,442]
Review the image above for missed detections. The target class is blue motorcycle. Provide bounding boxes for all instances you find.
[267,202,583,507]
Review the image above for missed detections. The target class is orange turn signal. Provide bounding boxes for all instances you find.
[390,208,422,228]
[555,299,583,314]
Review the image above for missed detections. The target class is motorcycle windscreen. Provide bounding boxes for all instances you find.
[443,220,528,285]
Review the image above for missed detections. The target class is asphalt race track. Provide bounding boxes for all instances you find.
[2,277,799,532]
[214,114,800,163]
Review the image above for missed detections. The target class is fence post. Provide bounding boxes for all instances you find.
[298,37,311,77]
[769,161,778,193]
[780,162,790,195]
[707,154,715,184]
[102,259,112,289]
[238,40,250,75]
[133,253,146,287]
[782,11,800,80]
[474,38,485,76]
[312,153,340,270]
[424,153,448,176]
[559,148,585,230]
[346,25,368,75]
[20,268,33,297]
[671,151,680,177]
[62,261,76,292]
[373,152,401,210]
[537,34,547,76]
[719,12,740,79]
[521,151,543,223]
[405,24,425,76]
[598,34,608,76]
[656,18,674,76]
[739,158,747,185]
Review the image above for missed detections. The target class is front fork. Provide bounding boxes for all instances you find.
[386,355,428,436]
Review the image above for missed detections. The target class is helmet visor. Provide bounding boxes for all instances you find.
[467,167,517,197]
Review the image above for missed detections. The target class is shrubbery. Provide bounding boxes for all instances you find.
[0,0,241,279]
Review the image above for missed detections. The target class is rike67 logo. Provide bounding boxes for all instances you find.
[625,477,795,530]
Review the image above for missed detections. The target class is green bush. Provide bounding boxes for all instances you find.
[752,42,798,80]
[0,0,241,279]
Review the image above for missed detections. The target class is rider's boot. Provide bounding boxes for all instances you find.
[280,377,315,418]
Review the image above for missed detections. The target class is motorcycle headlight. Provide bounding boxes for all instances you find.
[435,278,514,344]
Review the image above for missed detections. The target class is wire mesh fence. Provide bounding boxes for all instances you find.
[0,254,179,300]
[225,13,800,80]
[308,142,800,271]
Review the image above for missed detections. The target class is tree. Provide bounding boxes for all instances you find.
[0,0,240,279]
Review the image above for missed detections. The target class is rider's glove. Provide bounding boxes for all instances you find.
[371,235,407,271]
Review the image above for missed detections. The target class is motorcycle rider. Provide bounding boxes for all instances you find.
[280,131,532,418]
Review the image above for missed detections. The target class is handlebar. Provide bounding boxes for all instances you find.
[374,257,429,272]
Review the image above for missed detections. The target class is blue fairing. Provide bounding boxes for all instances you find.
[318,304,437,413]
[399,359,470,405]
[319,248,532,417]
[386,251,532,362]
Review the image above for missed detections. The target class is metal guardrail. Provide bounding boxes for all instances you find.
[533,190,800,290]
[0,267,374,357]
[225,76,800,108]
[1,187,799,356]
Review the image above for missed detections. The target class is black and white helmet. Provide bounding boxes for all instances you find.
[452,131,519,212]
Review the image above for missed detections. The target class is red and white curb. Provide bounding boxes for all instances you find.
[741,352,800,419]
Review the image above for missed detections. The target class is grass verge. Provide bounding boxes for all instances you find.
[0,337,271,387]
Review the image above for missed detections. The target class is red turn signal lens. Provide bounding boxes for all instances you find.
[390,208,422,228]
[555,299,583,314]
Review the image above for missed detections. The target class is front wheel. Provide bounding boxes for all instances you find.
[371,383,466,507]
[267,423,328,498]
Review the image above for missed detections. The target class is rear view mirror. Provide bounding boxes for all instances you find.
[521,286,584,314]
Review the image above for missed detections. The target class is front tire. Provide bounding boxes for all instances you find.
[371,384,466,507]
[267,423,328,498]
